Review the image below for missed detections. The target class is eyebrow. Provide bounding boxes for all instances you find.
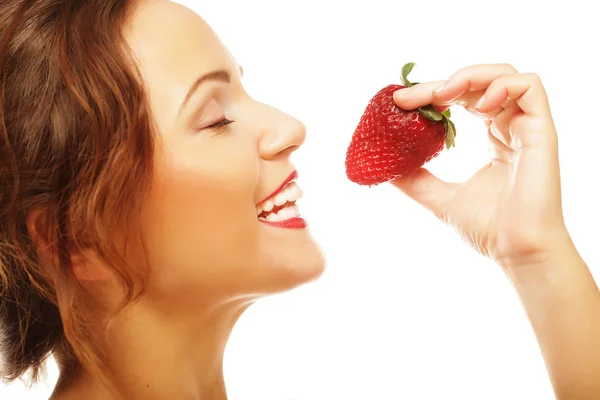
[178,66,243,116]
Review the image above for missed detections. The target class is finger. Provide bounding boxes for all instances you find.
[472,73,551,118]
[432,64,519,104]
[487,105,522,150]
[487,124,513,162]
[394,64,519,116]
[454,90,505,119]
[395,84,506,120]
[393,80,445,110]
[390,168,457,221]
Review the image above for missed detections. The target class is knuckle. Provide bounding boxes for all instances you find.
[500,63,518,73]
[450,66,472,82]
[523,72,542,84]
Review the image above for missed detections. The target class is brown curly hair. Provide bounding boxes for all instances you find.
[0,0,154,384]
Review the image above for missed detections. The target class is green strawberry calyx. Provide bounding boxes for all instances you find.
[400,62,456,150]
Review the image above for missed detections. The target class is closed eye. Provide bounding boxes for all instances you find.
[206,118,234,130]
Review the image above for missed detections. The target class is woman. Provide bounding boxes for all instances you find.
[0,0,598,399]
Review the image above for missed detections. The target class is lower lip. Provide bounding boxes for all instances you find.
[259,217,307,229]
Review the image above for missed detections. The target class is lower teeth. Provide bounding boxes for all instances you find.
[259,205,300,222]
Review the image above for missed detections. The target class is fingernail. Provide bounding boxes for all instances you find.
[474,95,487,110]
[433,81,447,93]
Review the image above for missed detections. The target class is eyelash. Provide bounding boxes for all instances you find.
[206,118,234,130]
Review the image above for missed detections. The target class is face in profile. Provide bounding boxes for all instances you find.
[123,0,325,311]
[0,0,326,392]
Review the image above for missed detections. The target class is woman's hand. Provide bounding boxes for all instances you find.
[392,64,568,269]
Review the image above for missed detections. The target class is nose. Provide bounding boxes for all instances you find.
[256,103,306,160]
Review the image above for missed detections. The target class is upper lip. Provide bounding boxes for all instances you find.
[256,170,298,207]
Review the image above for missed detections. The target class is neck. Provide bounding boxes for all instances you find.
[53,297,254,400]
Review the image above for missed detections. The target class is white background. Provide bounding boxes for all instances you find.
[2,0,599,399]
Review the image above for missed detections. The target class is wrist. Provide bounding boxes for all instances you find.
[500,230,582,286]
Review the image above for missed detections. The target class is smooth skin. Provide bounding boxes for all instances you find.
[393,65,600,399]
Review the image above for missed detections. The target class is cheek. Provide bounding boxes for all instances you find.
[140,144,260,292]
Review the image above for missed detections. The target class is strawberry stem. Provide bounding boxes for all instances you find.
[401,62,457,150]
[400,62,417,88]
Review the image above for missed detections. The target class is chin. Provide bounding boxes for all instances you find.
[248,219,325,294]
[255,233,326,294]
[283,250,326,290]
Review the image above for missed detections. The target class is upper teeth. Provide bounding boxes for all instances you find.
[256,183,303,216]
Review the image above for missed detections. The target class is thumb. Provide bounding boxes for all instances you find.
[390,168,456,220]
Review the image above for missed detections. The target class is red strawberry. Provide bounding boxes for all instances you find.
[345,63,456,186]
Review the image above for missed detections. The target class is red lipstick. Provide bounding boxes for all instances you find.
[260,217,307,229]
[256,171,306,229]
[256,170,298,206]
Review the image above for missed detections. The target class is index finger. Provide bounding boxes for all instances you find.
[393,64,520,111]
[392,80,445,110]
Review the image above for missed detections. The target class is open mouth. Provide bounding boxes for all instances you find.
[256,181,303,223]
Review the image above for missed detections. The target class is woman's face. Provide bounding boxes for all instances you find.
[125,0,324,307]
